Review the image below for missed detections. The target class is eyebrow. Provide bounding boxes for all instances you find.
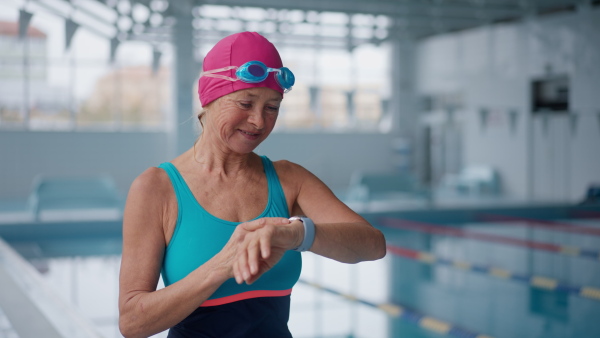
[239,93,282,102]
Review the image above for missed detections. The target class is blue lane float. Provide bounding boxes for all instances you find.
[298,279,495,338]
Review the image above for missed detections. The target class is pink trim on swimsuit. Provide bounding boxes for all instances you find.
[200,289,292,307]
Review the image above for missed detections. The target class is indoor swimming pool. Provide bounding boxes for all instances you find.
[1,205,600,338]
[374,211,600,338]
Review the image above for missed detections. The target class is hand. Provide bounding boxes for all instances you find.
[236,217,303,285]
[217,217,300,285]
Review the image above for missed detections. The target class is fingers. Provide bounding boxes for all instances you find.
[245,269,262,285]
[236,235,274,285]
[231,235,261,285]
[241,217,290,232]
[247,240,260,276]
[238,244,250,283]
[260,235,271,259]
[229,217,288,285]
[232,260,244,284]
[243,235,272,285]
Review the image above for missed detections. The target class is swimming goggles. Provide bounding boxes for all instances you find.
[201,60,295,93]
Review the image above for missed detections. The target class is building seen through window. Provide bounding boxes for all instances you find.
[0,3,390,132]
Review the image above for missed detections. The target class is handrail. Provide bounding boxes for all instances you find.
[0,238,103,338]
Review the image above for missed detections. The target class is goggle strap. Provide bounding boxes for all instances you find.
[202,66,238,74]
[201,73,240,82]
[201,66,239,81]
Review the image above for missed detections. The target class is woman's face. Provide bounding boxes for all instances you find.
[204,87,282,154]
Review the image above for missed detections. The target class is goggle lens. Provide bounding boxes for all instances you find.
[276,67,295,93]
[204,61,294,92]
[247,64,266,78]
[236,61,269,84]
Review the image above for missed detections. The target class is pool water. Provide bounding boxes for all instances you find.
[9,217,600,338]
[381,218,600,338]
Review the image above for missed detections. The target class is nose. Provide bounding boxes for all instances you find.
[247,108,265,130]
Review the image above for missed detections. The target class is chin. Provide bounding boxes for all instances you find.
[232,143,261,154]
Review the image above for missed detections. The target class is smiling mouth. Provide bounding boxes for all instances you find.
[239,129,260,137]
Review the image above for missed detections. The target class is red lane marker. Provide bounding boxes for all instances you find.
[477,213,600,236]
[379,217,562,253]
[386,244,420,259]
[569,210,600,219]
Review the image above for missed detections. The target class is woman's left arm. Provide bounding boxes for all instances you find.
[286,162,387,263]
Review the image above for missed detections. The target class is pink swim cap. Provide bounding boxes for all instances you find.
[198,32,285,107]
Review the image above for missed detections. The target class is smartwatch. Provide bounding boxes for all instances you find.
[288,216,315,252]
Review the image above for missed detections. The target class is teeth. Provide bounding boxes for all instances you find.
[241,130,257,136]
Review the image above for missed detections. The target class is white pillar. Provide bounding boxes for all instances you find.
[389,30,419,173]
[170,0,200,158]
[389,34,418,137]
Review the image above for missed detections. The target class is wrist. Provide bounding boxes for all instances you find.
[288,216,315,252]
[205,253,234,283]
[288,219,304,249]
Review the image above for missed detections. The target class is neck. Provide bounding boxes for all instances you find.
[192,134,258,176]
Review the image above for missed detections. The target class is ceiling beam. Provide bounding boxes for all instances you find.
[197,0,525,19]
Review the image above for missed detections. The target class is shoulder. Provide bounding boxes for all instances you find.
[123,166,177,236]
[271,159,324,194]
[272,159,312,180]
[126,166,175,210]
[130,166,173,196]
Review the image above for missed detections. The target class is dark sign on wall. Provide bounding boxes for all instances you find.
[531,76,569,113]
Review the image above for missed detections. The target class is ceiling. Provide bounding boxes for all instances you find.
[24,0,597,50]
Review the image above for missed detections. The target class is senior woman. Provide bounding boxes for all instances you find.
[118,31,386,338]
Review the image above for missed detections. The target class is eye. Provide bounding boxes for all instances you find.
[238,101,252,109]
[266,105,280,113]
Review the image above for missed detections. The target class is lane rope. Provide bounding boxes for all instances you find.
[298,279,495,338]
[476,213,600,236]
[379,217,600,261]
[386,244,600,302]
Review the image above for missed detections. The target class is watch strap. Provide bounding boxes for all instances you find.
[289,216,315,252]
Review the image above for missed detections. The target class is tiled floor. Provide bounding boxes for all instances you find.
[0,306,19,338]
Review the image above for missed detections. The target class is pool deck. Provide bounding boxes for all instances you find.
[0,238,103,338]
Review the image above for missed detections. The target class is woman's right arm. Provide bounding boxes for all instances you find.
[118,168,230,338]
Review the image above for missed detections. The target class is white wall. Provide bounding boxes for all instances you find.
[0,131,170,199]
[258,132,399,191]
[417,7,600,201]
[0,130,397,199]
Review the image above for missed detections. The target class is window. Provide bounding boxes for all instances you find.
[275,43,390,132]
[194,5,392,133]
[1,2,391,133]
[0,2,171,131]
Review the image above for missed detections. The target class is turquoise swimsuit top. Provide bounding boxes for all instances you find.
[158,156,302,306]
